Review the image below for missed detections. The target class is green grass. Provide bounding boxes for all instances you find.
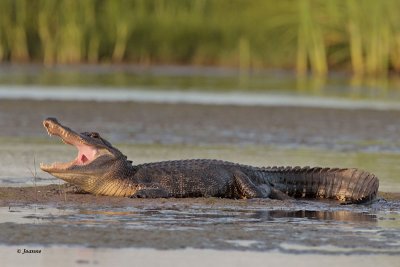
[1,0,400,77]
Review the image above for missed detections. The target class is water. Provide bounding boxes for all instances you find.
[0,64,399,265]
[1,247,397,267]
[1,198,399,266]
[2,86,400,110]
[1,201,399,253]
[1,64,400,100]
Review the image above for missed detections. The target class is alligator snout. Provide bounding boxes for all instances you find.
[43,117,59,128]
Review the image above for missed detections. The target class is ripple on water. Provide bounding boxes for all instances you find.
[0,200,399,253]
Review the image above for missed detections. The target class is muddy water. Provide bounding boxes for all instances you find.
[1,247,398,267]
[0,200,399,250]
[0,188,400,251]
[0,189,399,267]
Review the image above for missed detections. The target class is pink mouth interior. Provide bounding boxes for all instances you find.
[75,144,98,165]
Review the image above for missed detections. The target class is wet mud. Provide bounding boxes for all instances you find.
[1,99,400,152]
[0,185,399,253]
[0,184,399,207]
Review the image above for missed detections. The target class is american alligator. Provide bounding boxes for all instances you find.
[40,118,379,203]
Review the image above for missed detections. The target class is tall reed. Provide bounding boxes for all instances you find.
[0,0,399,77]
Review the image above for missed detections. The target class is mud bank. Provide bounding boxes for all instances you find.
[1,99,400,152]
[0,185,399,207]
[0,185,400,253]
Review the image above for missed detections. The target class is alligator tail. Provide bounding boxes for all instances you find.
[261,166,379,203]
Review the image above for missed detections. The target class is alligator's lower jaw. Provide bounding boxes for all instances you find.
[40,161,76,173]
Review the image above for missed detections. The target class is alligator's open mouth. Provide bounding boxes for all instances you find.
[40,118,99,172]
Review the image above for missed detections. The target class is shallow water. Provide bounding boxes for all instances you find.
[0,198,399,253]
[1,247,398,267]
[2,86,400,110]
[1,64,400,101]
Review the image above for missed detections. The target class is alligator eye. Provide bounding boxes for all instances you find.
[90,132,100,138]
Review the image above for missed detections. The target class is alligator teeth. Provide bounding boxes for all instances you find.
[40,162,59,169]
[46,128,52,136]
[40,162,49,168]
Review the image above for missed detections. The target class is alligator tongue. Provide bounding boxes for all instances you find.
[81,154,89,163]
[76,144,97,165]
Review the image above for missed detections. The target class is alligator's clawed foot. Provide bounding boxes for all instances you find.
[130,188,170,198]
[269,188,294,200]
[63,183,89,194]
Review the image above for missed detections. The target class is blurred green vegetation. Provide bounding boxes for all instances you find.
[1,0,400,77]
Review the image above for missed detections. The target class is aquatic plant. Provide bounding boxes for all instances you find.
[0,0,399,77]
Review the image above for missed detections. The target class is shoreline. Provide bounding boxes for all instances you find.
[0,184,399,207]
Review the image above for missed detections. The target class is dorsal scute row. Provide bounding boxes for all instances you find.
[133,160,351,176]
[255,165,348,174]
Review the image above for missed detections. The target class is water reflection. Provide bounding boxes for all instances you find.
[1,65,400,100]
[0,202,399,253]
[1,205,380,229]
[250,210,376,223]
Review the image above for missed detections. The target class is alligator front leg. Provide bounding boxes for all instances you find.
[130,187,170,198]
[64,183,89,194]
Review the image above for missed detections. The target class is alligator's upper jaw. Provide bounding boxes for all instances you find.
[40,118,98,173]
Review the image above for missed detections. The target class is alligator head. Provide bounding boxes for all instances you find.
[40,118,131,193]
